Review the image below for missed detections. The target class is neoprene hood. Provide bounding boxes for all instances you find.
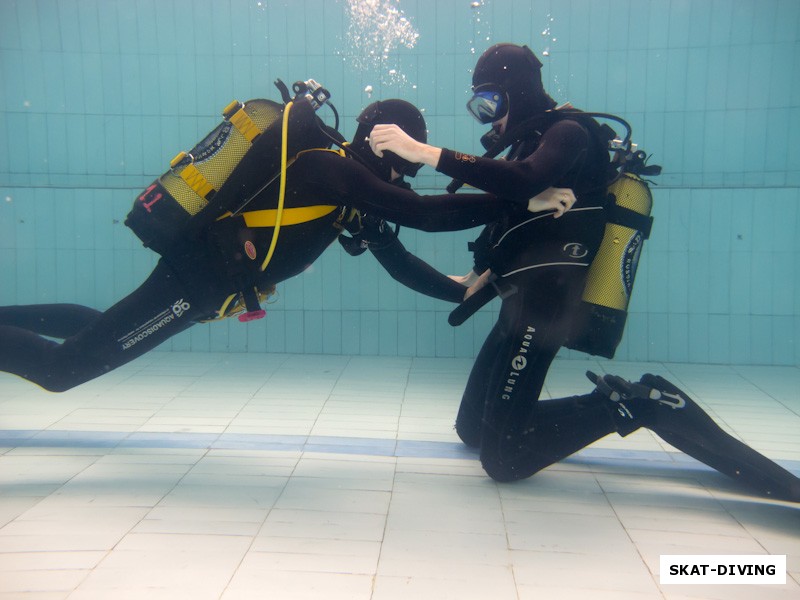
[351,99,427,179]
[472,43,556,129]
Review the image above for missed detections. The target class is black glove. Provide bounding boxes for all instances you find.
[338,214,398,256]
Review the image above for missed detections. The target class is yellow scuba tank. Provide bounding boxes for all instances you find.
[565,170,654,358]
[160,99,283,219]
[583,172,652,309]
[125,81,332,256]
[126,98,285,255]
[125,79,337,322]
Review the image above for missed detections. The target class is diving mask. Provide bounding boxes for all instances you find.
[466,85,508,124]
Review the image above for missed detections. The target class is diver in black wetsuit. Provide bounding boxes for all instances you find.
[0,100,513,393]
[369,43,800,502]
[336,100,481,304]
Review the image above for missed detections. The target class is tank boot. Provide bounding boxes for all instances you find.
[587,371,800,502]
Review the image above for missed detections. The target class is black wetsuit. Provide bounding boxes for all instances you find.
[435,116,612,481]
[436,115,800,502]
[0,150,503,392]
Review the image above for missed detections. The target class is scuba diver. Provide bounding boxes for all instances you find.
[368,43,800,502]
[333,99,576,300]
[0,92,567,394]
[336,99,488,304]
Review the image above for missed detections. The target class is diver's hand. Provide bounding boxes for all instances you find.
[464,269,492,300]
[527,187,576,218]
[369,124,442,168]
[448,269,480,287]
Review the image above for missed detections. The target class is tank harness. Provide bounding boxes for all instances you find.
[125,79,346,322]
[447,109,662,359]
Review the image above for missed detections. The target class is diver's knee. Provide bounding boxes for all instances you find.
[455,422,481,449]
[480,442,552,482]
[480,456,533,483]
[40,379,75,393]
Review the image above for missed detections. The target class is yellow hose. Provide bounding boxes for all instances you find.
[260,100,293,272]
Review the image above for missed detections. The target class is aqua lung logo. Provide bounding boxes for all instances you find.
[621,232,644,297]
[502,326,535,400]
[563,242,588,259]
[120,299,191,350]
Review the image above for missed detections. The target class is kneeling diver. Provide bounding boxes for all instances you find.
[368,43,800,502]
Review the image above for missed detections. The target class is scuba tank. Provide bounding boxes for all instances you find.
[125,79,334,257]
[564,151,657,358]
[127,97,281,256]
[125,79,339,321]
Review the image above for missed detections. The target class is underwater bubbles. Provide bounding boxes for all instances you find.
[541,13,555,57]
[344,0,419,87]
[468,0,491,63]
[540,13,564,99]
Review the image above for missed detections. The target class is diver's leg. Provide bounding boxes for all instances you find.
[455,321,505,448]
[481,391,618,483]
[591,372,800,502]
[0,262,207,392]
[0,304,103,338]
[477,269,617,482]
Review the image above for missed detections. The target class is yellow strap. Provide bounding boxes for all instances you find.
[215,293,238,320]
[229,106,261,143]
[260,101,292,272]
[242,205,337,228]
[179,163,215,199]
[296,147,346,159]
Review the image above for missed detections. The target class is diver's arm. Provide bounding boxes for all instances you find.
[373,245,467,303]
[296,151,509,232]
[364,223,467,303]
[371,120,588,203]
